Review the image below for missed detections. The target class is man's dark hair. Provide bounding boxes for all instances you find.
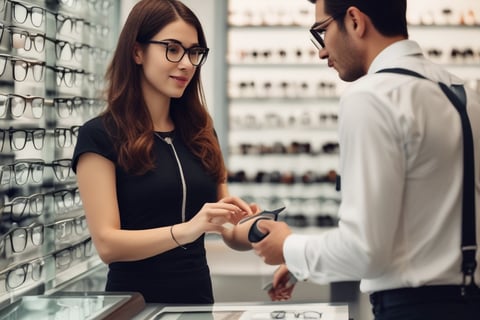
[308,0,408,37]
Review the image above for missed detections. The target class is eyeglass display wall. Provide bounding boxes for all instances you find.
[0,0,117,308]
[226,0,480,230]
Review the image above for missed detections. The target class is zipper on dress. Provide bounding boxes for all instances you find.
[163,136,187,222]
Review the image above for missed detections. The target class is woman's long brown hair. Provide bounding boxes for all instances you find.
[102,0,226,183]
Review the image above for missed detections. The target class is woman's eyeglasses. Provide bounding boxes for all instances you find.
[143,40,209,66]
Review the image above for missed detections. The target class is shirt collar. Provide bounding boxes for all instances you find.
[368,40,423,74]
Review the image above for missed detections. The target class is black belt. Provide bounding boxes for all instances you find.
[370,285,480,309]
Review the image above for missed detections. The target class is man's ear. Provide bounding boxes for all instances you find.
[346,6,366,36]
[133,42,143,65]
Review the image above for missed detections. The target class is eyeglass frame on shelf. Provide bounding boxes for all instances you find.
[54,125,80,148]
[5,25,46,53]
[0,92,45,119]
[3,256,46,290]
[48,215,88,242]
[0,127,46,151]
[53,237,93,271]
[0,53,46,82]
[8,0,46,28]
[0,158,73,186]
[0,222,44,255]
[46,64,85,88]
[0,193,45,221]
[51,187,82,214]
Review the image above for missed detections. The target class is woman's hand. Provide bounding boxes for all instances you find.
[218,196,257,224]
[184,202,246,240]
[220,201,262,251]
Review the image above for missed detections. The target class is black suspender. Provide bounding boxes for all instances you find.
[377,68,477,294]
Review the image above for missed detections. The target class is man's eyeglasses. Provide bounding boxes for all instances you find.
[309,13,343,49]
[143,40,209,66]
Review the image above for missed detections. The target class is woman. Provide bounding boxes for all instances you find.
[72,0,256,303]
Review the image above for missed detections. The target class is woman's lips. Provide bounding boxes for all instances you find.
[171,75,189,85]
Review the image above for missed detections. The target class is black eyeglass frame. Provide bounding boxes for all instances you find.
[270,310,322,319]
[309,13,344,49]
[143,40,209,66]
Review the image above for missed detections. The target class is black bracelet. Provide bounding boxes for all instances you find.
[170,225,187,250]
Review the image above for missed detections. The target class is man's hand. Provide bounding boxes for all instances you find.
[265,264,297,301]
[252,219,292,265]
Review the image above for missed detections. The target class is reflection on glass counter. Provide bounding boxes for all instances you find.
[0,292,145,320]
[149,303,348,320]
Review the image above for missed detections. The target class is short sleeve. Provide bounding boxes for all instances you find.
[71,116,117,173]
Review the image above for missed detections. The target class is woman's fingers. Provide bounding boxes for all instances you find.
[219,196,253,214]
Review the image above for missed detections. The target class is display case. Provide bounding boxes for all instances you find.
[225,0,480,229]
[144,302,349,320]
[0,292,145,320]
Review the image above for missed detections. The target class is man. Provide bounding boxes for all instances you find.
[251,0,480,319]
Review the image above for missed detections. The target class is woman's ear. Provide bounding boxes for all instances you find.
[133,42,144,65]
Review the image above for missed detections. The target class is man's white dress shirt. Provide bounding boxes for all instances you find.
[284,40,480,293]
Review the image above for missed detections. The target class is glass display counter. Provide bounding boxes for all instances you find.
[138,302,349,320]
[0,292,145,320]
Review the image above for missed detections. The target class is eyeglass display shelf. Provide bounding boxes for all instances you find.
[0,292,146,320]
[228,23,480,28]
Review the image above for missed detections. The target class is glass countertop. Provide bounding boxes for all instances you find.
[148,302,349,320]
[0,292,145,320]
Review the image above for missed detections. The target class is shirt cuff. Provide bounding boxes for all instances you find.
[283,234,310,281]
